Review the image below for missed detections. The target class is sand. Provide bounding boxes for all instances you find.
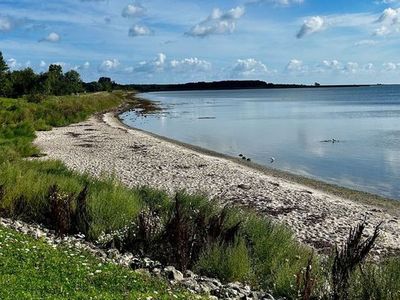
[33,112,400,257]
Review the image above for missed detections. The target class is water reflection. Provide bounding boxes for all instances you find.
[120,86,400,200]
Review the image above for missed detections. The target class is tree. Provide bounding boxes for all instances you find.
[45,64,64,95]
[64,70,83,94]
[9,68,38,97]
[0,51,9,74]
[98,77,113,92]
[0,51,11,97]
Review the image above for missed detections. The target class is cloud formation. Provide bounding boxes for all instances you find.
[374,8,400,36]
[0,16,12,32]
[286,59,307,72]
[135,53,167,73]
[40,32,61,42]
[186,6,245,37]
[231,58,269,77]
[99,59,120,72]
[132,53,212,74]
[383,62,400,71]
[170,57,212,72]
[247,0,304,6]
[122,3,146,18]
[296,16,325,38]
[129,24,152,37]
[7,58,18,68]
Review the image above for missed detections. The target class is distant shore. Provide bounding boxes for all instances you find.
[116,80,374,93]
[34,109,400,258]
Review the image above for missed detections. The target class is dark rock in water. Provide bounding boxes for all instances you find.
[238,184,251,191]
[242,156,246,160]
[239,154,243,157]
[198,116,216,120]
[247,158,251,162]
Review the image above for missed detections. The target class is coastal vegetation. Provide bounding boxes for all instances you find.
[0,52,399,299]
[0,225,199,299]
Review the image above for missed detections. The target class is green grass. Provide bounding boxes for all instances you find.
[0,226,201,300]
[0,92,122,161]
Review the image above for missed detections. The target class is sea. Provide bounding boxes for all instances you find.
[119,85,400,200]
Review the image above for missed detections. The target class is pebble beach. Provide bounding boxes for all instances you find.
[33,112,400,257]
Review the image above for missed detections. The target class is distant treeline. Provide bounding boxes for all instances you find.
[117,81,371,93]
[0,51,114,100]
[0,50,371,100]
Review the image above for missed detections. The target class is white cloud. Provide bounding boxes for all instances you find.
[39,60,46,68]
[321,60,341,70]
[377,8,400,23]
[82,61,90,69]
[186,6,245,37]
[129,24,152,37]
[374,8,400,35]
[383,62,400,71]
[286,59,307,72]
[377,0,400,3]
[122,3,146,18]
[0,16,12,32]
[99,59,120,72]
[270,0,304,5]
[132,54,212,75]
[135,53,166,73]
[231,58,269,77]
[247,0,304,6]
[296,16,325,38]
[373,25,391,36]
[354,39,378,46]
[40,32,61,43]
[344,62,359,73]
[364,63,374,71]
[170,57,211,72]
[7,58,18,68]
[74,61,91,71]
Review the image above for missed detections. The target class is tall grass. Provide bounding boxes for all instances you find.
[0,92,122,160]
[88,179,143,239]
[349,257,400,300]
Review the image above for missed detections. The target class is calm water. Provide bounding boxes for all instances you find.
[120,86,400,200]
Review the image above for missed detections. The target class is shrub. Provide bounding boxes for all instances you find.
[195,239,252,283]
[25,93,46,103]
[332,221,381,300]
[349,257,400,300]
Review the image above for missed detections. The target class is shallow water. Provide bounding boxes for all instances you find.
[120,86,400,200]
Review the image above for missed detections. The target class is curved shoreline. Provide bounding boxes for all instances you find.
[34,110,400,257]
[115,108,400,215]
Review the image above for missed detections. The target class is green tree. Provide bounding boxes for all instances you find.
[0,51,9,74]
[64,70,83,94]
[9,68,38,97]
[98,77,113,92]
[0,51,11,97]
[44,64,64,95]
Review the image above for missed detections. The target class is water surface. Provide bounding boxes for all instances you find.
[120,86,400,200]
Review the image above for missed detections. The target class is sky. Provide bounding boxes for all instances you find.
[1,0,400,84]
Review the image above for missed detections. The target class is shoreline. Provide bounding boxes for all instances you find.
[34,110,400,257]
[117,101,400,215]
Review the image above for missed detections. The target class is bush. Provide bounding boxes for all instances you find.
[195,239,252,283]
[25,93,46,103]
[349,257,400,300]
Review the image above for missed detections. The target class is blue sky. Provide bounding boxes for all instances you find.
[1,0,400,84]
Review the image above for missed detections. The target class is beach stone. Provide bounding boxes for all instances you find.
[163,266,184,282]
[238,184,251,190]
